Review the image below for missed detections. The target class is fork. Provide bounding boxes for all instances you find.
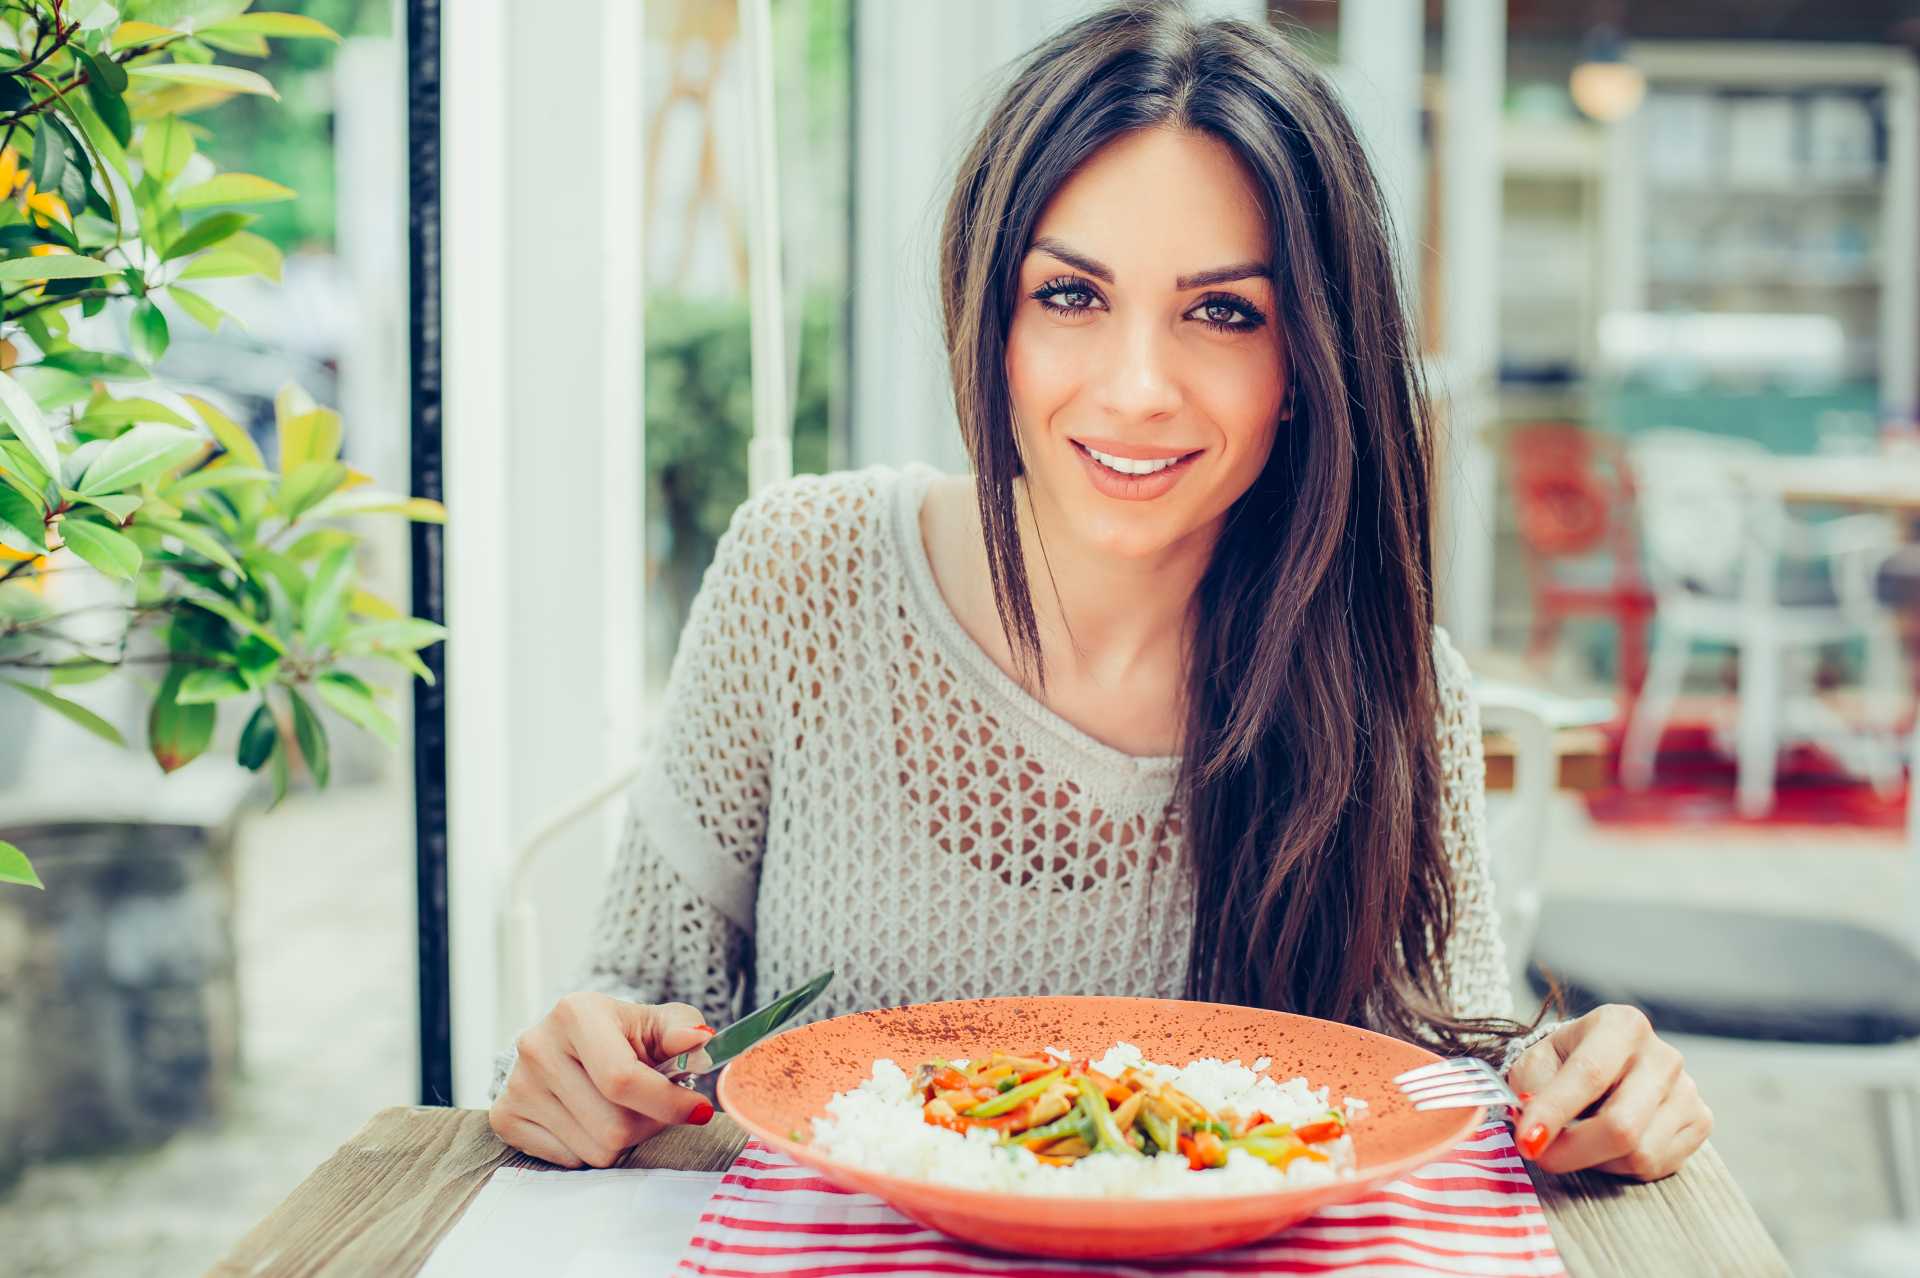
[1393,1057,1532,1115]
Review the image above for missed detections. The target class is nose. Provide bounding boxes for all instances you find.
[1091,312,1183,424]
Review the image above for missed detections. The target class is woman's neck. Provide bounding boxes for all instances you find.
[1009,474,1216,689]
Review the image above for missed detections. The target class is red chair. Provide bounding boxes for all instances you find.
[1507,422,1654,716]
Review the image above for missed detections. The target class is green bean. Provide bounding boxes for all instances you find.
[1006,1105,1091,1148]
[1074,1076,1143,1157]
[1139,1106,1179,1156]
[964,1066,1065,1118]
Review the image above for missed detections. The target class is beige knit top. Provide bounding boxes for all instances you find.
[493,464,1517,1095]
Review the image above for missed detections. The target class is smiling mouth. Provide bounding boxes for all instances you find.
[1073,442,1203,476]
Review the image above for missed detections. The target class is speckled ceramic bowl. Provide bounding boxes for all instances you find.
[715,995,1483,1261]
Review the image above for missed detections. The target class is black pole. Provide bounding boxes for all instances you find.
[406,0,453,1107]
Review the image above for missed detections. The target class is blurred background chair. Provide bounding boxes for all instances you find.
[1506,422,1655,719]
[1477,689,1557,996]
[1525,834,1920,1220]
[1620,428,1905,817]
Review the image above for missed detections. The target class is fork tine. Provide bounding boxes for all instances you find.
[1394,1059,1478,1084]
[1401,1076,1514,1103]
[1415,1095,1509,1111]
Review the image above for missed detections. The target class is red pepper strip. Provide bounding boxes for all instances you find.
[923,1110,970,1134]
[1017,1067,1054,1084]
[1295,1119,1344,1144]
[931,1068,969,1092]
[1177,1134,1205,1171]
[1103,1083,1133,1107]
[977,1103,1036,1133]
[1241,1111,1272,1137]
[1193,1129,1226,1169]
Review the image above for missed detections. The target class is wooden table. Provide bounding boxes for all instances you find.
[211,1105,1789,1277]
[1732,451,1920,516]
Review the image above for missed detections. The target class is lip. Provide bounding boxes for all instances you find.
[1068,436,1200,461]
[1069,439,1202,502]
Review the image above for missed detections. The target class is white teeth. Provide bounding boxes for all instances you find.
[1083,446,1186,476]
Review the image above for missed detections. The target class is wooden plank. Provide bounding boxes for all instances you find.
[1528,1141,1790,1278]
[212,1106,1788,1277]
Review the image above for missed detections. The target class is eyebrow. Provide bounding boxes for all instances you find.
[1028,236,1271,291]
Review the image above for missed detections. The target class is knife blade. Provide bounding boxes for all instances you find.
[660,968,834,1082]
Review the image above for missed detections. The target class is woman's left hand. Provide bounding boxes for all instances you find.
[1504,1004,1712,1181]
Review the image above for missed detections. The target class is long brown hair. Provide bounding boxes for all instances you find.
[938,2,1531,1057]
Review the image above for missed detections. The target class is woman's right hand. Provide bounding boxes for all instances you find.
[489,993,718,1168]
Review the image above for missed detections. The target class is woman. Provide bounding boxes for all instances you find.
[491,2,1710,1183]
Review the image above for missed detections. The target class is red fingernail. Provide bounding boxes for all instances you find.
[1519,1124,1550,1159]
[695,1025,716,1036]
[689,1100,714,1126]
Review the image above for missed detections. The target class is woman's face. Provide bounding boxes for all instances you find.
[1007,126,1287,561]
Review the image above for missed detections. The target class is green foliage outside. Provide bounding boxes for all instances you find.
[0,1,443,894]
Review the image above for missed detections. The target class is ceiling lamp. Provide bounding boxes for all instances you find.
[1569,25,1645,123]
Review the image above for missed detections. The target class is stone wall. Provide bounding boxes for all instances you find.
[0,820,239,1185]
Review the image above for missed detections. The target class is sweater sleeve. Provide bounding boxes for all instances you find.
[1431,627,1556,1068]
[491,493,786,1100]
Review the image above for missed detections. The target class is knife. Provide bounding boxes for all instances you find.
[660,968,834,1084]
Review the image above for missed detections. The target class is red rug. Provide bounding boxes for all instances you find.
[1581,721,1910,832]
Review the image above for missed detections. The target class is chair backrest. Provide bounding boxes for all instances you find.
[1626,428,1772,598]
[1476,693,1557,997]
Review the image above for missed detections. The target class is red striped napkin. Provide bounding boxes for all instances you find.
[673,1123,1566,1277]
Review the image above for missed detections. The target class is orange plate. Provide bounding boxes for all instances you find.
[717,995,1484,1261]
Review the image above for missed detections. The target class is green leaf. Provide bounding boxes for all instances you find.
[75,492,141,522]
[374,648,435,686]
[287,686,329,788]
[276,460,347,521]
[80,45,130,94]
[149,664,215,773]
[174,229,281,282]
[237,700,275,770]
[0,255,118,283]
[80,396,199,432]
[0,369,62,481]
[307,490,447,523]
[41,115,93,223]
[137,513,242,575]
[80,53,133,147]
[181,394,263,468]
[128,62,279,100]
[79,422,202,494]
[0,483,46,552]
[283,529,353,562]
[232,635,280,690]
[58,516,142,580]
[241,548,305,605]
[140,114,194,184]
[276,400,340,471]
[195,29,269,57]
[129,297,171,364]
[164,463,273,498]
[268,714,289,805]
[0,841,43,890]
[316,672,397,746]
[177,665,248,704]
[1,440,53,503]
[166,284,229,332]
[65,92,133,187]
[35,350,147,381]
[174,172,296,209]
[301,544,353,646]
[2,677,127,746]
[29,118,70,196]
[183,590,285,654]
[50,658,117,686]
[341,618,448,656]
[200,13,342,41]
[162,211,251,263]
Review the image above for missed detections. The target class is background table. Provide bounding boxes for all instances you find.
[211,1105,1789,1278]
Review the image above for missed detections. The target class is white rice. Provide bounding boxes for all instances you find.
[807,1041,1356,1198]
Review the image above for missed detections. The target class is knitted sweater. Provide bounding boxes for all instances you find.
[492,464,1519,1095]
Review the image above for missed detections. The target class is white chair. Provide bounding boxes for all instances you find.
[1476,690,1557,997]
[1620,429,1905,817]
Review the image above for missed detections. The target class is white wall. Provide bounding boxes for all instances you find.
[440,0,645,1108]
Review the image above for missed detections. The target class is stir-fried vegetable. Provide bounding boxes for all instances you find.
[911,1050,1349,1171]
